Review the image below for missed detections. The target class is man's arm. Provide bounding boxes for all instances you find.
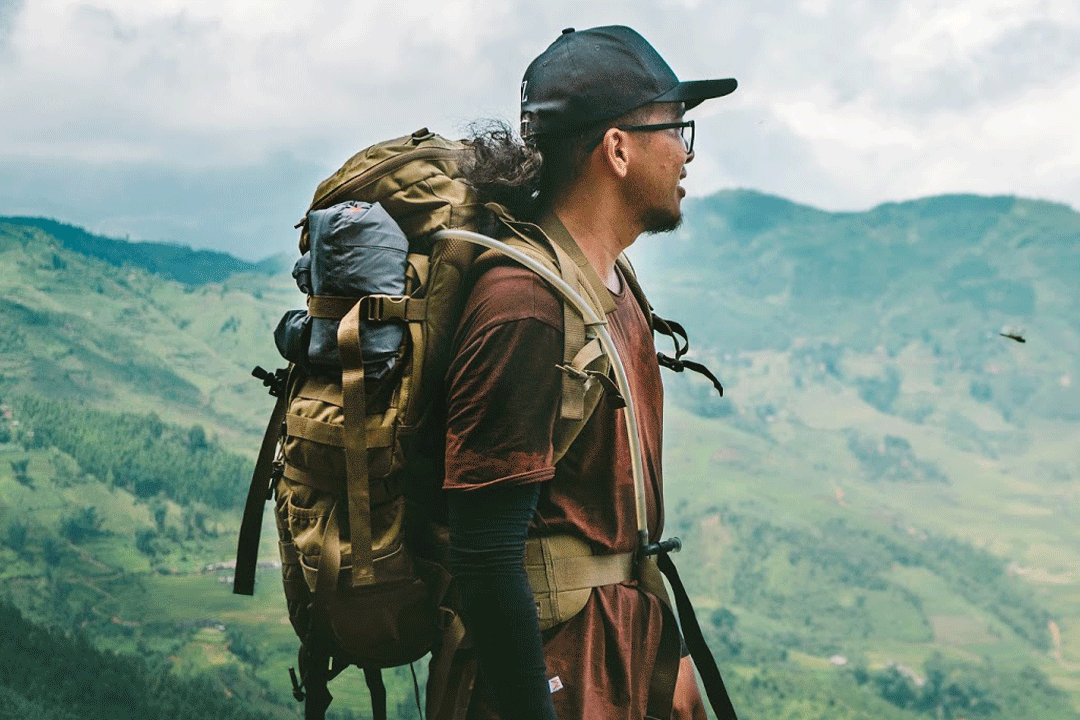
[444,267,565,719]
[449,483,556,720]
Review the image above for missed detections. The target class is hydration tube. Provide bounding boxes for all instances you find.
[432,228,672,557]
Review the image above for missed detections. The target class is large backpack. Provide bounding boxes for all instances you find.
[232,128,630,720]
[234,127,735,720]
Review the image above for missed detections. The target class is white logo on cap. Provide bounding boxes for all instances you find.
[520,80,528,104]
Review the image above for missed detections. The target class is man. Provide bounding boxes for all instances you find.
[444,26,736,720]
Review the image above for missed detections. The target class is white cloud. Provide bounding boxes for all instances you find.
[2,0,519,164]
[1,0,1079,256]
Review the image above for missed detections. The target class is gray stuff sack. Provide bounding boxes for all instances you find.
[275,200,409,381]
[273,256,314,363]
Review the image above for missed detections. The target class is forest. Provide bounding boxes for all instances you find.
[6,395,249,509]
[0,602,275,720]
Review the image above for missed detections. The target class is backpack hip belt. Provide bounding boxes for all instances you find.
[524,534,636,631]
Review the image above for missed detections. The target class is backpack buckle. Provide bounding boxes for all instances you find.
[360,295,410,322]
[252,366,289,397]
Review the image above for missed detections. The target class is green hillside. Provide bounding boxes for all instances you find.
[0,196,1077,719]
[0,220,421,719]
[0,216,259,284]
[0,394,400,719]
[0,603,276,720]
[631,190,1080,716]
[0,218,300,445]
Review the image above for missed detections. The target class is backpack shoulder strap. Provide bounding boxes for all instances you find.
[234,366,297,596]
[614,253,653,328]
[535,210,617,317]
[475,214,612,462]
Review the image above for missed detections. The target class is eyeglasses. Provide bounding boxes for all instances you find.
[615,119,695,154]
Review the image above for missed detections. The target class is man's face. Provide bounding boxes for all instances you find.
[625,102,693,235]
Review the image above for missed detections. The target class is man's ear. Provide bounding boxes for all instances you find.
[599,127,632,179]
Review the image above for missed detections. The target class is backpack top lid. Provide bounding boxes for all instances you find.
[299,130,483,254]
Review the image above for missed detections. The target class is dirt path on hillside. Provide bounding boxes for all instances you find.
[1049,620,1062,662]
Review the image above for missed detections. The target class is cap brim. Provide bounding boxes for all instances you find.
[654,78,738,109]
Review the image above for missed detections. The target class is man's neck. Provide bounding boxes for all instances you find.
[549,198,638,293]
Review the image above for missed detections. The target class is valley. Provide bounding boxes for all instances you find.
[0,194,1077,719]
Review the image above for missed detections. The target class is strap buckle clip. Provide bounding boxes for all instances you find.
[555,364,626,408]
[642,536,682,556]
[359,294,409,322]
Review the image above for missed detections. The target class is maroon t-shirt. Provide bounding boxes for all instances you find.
[445,261,670,718]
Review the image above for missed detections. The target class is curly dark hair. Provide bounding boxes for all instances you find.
[459,120,546,219]
[460,108,651,221]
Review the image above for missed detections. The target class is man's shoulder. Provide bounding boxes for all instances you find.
[463,261,563,331]
[471,260,554,294]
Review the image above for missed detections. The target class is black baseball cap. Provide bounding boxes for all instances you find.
[520,25,737,139]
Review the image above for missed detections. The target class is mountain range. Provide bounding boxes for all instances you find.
[0,191,1076,719]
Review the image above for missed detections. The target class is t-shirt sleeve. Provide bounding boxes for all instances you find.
[444,266,564,491]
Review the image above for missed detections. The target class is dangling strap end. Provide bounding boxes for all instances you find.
[289,666,306,701]
[657,353,724,397]
[587,371,624,408]
[652,314,689,358]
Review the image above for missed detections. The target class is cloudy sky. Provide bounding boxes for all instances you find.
[2,0,1078,259]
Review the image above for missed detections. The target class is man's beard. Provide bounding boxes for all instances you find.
[641,205,683,235]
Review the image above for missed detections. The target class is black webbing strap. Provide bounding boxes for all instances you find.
[653,312,723,397]
[233,386,289,596]
[645,600,683,720]
[656,354,724,397]
[364,668,388,720]
[656,551,739,720]
[652,315,689,358]
[300,648,334,720]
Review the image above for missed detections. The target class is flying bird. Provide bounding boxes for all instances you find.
[999,332,1026,343]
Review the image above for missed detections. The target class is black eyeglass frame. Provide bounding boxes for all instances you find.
[615,119,695,154]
